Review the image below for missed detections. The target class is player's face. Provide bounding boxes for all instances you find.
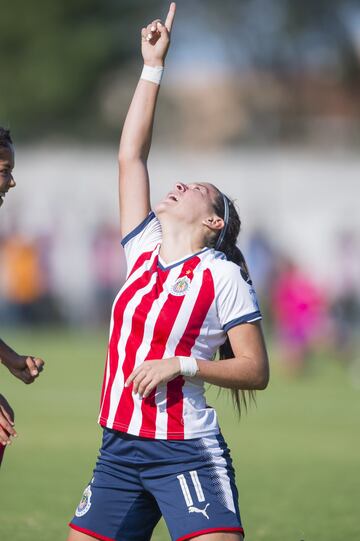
[0,145,15,208]
[156,182,219,225]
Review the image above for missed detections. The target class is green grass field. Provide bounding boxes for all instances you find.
[0,328,359,541]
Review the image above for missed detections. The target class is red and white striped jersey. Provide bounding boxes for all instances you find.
[99,212,261,440]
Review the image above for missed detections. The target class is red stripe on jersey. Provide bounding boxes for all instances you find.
[112,265,170,431]
[139,257,202,438]
[129,248,156,278]
[99,250,156,422]
[167,268,215,439]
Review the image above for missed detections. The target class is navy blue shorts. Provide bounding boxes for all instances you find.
[69,428,244,541]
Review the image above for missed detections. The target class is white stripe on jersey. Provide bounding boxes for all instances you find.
[107,269,158,427]
[163,272,203,357]
[154,385,168,439]
[100,248,159,418]
[153,271,205,438]
[127,266,182,436]
[99,288,121,416]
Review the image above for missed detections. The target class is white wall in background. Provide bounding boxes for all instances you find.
[1,146,359,318]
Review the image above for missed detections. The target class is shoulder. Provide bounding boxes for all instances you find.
[121,211,159,247]
[205,251,243,283]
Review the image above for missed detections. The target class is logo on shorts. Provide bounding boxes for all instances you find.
[189,503,210,519]
[75,484,92,517]
[171,276,191,296]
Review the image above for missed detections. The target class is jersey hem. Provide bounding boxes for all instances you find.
[121,211,156,247]
[177,526,244,541]
[98,418,220,440]
[69,522,116,541]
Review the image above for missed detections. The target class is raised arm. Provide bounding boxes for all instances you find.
[118,2,176,238]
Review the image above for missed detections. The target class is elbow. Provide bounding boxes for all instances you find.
[245,356,270,391]
[254,361,270,390]
[254,373,269,390]
[118,151,139,165]
[232,367,269,391]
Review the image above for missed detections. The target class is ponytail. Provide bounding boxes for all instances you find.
[210,190,256,416]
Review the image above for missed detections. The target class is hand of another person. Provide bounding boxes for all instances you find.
[5,355,45,385]
[125,357,181,398]
[0,394,16,446]
[141,2,176,67]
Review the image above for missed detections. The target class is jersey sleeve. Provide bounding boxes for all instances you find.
[215,260,262,333]
[121,211,162,275]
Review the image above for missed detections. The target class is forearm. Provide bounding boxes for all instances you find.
[117,5,175,236]
[0,339,19,369]
[119,71,162,163]
[196,356,269,391]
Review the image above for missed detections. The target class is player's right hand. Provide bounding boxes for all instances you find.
[0,394,16,446]
[141,2,176,66]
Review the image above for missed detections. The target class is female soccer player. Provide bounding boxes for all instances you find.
[68,4,269,540]
[0,127,45,462]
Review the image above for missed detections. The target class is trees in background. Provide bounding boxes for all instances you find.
[0,0,359,141]
[0,0,162,139]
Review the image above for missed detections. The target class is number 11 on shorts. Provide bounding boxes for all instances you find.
[177,470,206,506]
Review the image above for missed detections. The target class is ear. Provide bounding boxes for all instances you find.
[202,215,224,232]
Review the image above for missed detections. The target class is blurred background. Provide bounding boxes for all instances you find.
[0,1,359,540]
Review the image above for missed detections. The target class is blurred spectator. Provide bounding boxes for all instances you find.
[245,229,277,324]
[91,223,126,324]
[271,257,328,374]
[0,231,61,325]
[330,231,360,362]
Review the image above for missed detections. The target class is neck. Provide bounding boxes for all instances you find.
[159,221,206,265]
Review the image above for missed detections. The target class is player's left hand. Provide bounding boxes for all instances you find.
[125,357,180,398]
[5,355,45,384]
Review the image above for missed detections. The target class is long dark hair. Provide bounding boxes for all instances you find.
[208,189,256,416]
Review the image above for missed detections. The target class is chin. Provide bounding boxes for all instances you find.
[154,201,169,215]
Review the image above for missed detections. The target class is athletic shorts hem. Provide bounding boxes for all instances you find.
[177,526,245,541]
[69,522,116,541]
[98,419,220,440]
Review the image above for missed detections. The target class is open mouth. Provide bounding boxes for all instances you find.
[167,193,179,202]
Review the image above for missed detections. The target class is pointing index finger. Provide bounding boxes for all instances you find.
[164,2,176,32]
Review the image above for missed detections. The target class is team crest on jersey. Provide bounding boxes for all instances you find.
[171,276,191,296]
[75,484,92,517]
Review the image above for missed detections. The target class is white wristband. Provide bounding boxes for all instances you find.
[178,356,199,378]
[140,64,164,85]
